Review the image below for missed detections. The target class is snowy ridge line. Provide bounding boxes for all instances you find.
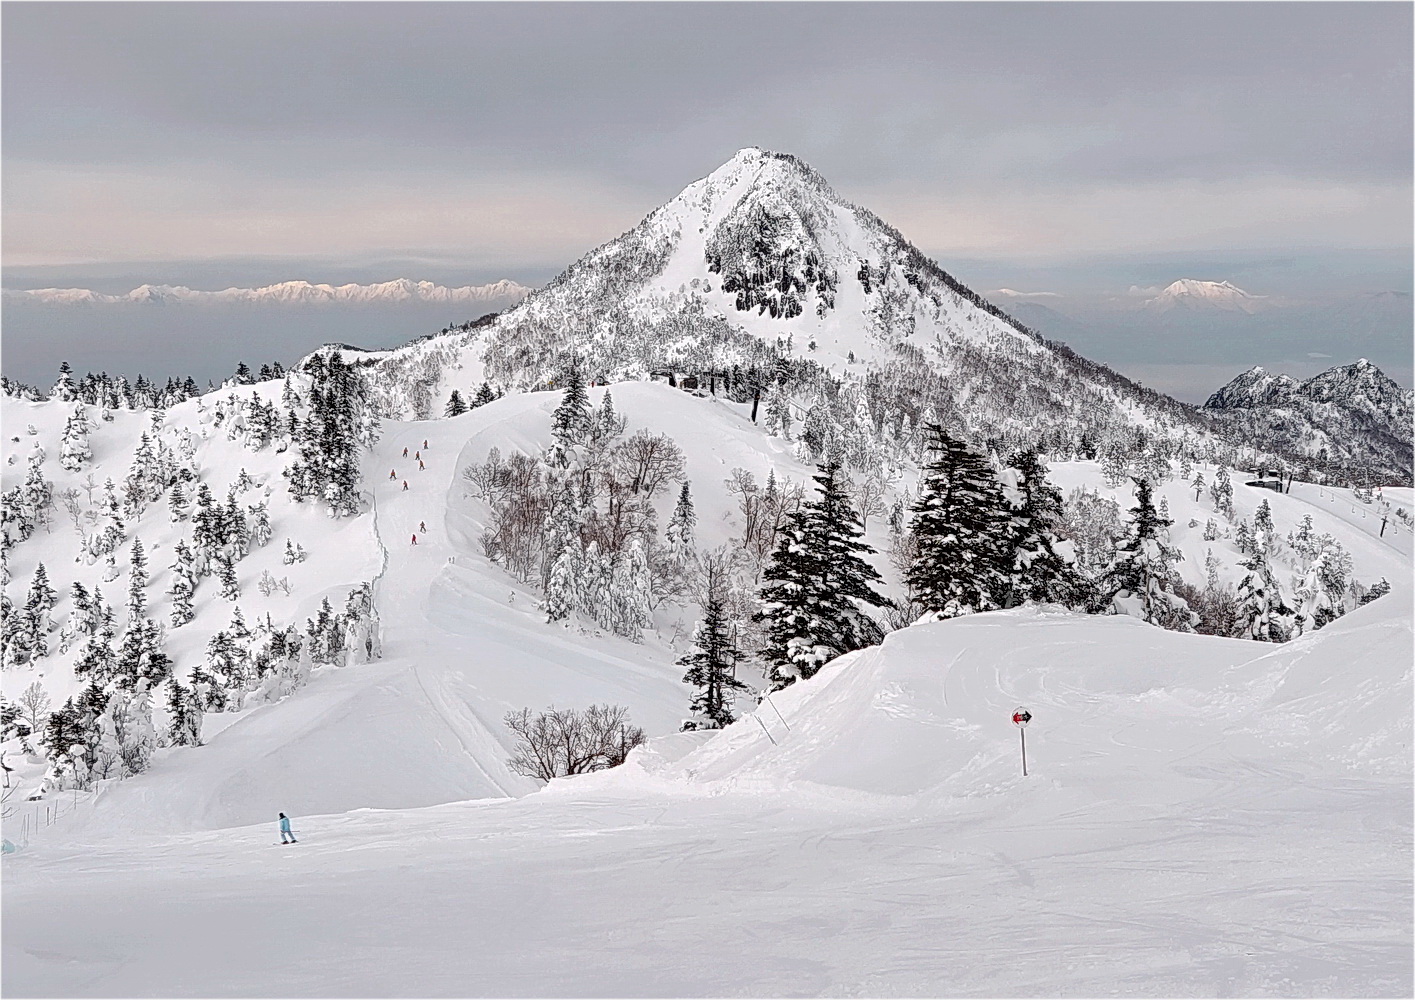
[4,278,533,307]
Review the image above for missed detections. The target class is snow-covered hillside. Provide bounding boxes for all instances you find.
[5,590,1409,997]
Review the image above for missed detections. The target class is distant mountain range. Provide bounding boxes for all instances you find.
[3,278,533,307]
[1204,359,1413,477]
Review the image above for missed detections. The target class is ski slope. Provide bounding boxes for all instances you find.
[4,593,1409,997]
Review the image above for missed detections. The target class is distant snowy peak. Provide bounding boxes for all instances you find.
[5,279,533,308]
[1145,278,1267,314]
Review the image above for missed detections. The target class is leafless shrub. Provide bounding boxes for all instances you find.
[504,704,647,782]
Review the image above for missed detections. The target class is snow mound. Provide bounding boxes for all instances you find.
[607,594,1412,802]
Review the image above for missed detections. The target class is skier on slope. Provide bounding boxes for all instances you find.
[419,521,426,532]
[411,534,418,546]
[278,813,297,844]
[402,481,409,491]
[389,469,396,480]
[402,447,408,457]
[419,459,425,471]
[423,439,428,449]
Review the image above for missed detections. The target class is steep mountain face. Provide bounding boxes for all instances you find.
[369,148,1230,465]
[1205,360,1414,482]
[1143,279,1268,315]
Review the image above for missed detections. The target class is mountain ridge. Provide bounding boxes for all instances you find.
[4,278,533,308]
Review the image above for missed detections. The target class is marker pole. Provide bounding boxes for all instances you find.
[1020,727,1027,777]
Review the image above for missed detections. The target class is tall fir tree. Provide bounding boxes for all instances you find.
[1104,478,1194,631]
[679,561,749,729]
[906,426,1009,617]
[444,390,468,417]
[756,462,886,690]
[165,677,203,746]
[998,448,1083,607]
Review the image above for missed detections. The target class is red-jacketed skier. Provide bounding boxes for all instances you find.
[389,469,396,480]
[411,534,418,546]
[402,481,409,491]
[402,447,408,457]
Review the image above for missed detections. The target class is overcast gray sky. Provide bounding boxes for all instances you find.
[4,2,1411,273]
[2,3,1410,395]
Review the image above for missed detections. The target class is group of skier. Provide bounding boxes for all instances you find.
[389,440,433,545]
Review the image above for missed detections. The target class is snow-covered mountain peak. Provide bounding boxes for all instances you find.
[1146,278,1267,314]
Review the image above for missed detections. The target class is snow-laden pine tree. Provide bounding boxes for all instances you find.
[165,677,203,746]
[549,362,592,463]
[445,390,468,417]
[217,553,239,601]
[1236,544,1292,642]
[906,426,1009,618]
[544,538,582,623]
[285,350,379,516]
[51,360,77,403]
[472,382,497,408]
[664,481,698,569]
[169,541,198,627]
[249,501,272,548]
[126,538,149,622]
[1210,467,1234,518]
[757,462,886,690]
[679,557,749,730]
[21,563,58,662]
[59,404,93,472]
[998,449,1083,607]
[608,538,654,639]
[1104,478,1195,631]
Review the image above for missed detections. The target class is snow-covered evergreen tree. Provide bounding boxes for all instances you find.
[126,538,149,622]
[757,462,886,690]
[907,426,1008,618]
[1104,478,1195,631]
[51,360,77,403]
[285,350,379,516]
[664,481,698,568]
[165,677,203,746]
[998,449,1082,607]
[1210,466,1234,518]
[217,553,239,601]
[58,404,93,472]
[168,541,197,627]
[679,559,749,730]
[1236,545,1292,642]
[444,390,468,417]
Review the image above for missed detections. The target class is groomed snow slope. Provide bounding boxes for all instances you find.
[4,593,1409,997]
[3,383,825,836]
